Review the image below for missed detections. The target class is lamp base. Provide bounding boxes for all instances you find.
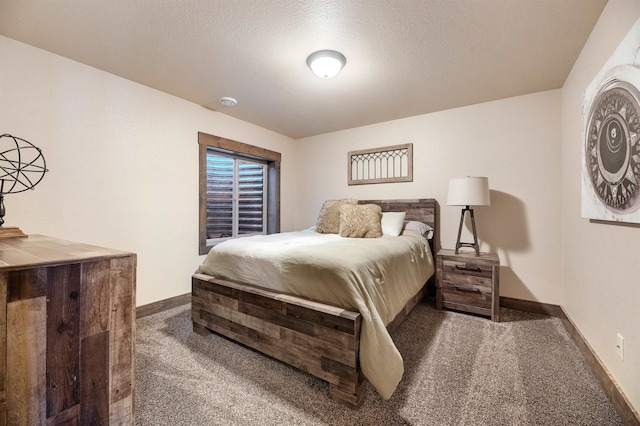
[0,226,28,239]
[455,206,480,256]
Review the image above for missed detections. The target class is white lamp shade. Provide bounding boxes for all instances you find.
[447,177,491,206]
[306,50,346,79]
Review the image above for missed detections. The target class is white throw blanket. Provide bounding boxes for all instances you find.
[196,229,434,399]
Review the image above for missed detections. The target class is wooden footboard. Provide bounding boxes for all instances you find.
[191,273,365,405]
[191,273,429,406]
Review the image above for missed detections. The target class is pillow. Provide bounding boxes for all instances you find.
[338,204,382,238]
[381,212,406,236]
[404,221,434,239]
[316,198,357,233]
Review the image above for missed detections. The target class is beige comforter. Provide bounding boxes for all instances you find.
[196,229,434,399]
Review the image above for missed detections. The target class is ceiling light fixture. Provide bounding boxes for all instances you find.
[219,97,237,107]
[306,50,346,79]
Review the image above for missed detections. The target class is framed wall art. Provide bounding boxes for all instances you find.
[582,18,640,223]
[348,143,413,185]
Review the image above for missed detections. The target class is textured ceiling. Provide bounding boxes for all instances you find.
[0,0,607,139]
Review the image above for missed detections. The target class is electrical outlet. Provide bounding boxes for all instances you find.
[616,333,624,361]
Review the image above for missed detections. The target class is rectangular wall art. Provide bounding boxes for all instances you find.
[348,143,413,185]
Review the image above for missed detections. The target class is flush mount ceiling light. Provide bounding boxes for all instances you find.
[306,50,346,79]
[218,96,237,107]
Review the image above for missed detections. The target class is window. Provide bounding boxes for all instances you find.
[205,152,266,239]
[199,132,280,255]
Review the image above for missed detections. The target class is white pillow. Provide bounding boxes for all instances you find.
[404,221,434,239]
[381,212,406,236]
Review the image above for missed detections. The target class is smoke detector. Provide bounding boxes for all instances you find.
[219,97,237,107]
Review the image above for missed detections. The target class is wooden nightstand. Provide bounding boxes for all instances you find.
[436,249,500,322]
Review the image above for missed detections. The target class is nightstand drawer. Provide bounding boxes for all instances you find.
[441,281,492,309]
[442,260,494,287]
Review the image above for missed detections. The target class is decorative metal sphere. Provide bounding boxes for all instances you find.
[0,134,48,194]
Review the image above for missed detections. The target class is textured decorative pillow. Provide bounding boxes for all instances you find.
[338,204,382,238]
[316,198,357,233]
[381,212,406,236]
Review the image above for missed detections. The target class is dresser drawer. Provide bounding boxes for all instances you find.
[441,260,494,287]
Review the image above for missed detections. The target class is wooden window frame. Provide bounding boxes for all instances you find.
[198,132,281,255]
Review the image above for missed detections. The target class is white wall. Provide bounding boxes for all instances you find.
[0,36,296,306]
[295,90,563,304]
[561,1,640,413]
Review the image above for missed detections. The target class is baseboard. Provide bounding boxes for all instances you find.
[500,296,564,318]
[559,307,640,426]
[136,293,191,319]
[501,296,640,426]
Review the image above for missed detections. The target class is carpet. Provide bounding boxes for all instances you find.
[135,302,622,425]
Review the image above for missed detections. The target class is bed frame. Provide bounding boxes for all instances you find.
[191,198,437,406]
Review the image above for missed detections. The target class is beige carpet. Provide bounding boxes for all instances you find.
[135,302,622,425]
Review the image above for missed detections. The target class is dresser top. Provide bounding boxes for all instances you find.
[0,234,134,270]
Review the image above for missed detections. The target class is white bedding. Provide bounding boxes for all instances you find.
[196,229,434,399]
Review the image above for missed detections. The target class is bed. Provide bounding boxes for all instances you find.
[191,198,437,406]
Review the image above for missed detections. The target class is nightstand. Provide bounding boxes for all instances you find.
[436,249,500,322]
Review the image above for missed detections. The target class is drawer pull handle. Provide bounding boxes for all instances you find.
[455,265,482,272]
[454,286,480,293]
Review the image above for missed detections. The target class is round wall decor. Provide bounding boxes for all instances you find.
[584,72,640,213]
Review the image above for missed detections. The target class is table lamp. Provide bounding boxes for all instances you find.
[447,177,490,255]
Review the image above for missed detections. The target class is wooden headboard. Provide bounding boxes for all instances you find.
[359,198,437,254]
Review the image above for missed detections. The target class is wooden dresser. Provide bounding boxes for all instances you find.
[0,235,136,425]
[436,249,500,322]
